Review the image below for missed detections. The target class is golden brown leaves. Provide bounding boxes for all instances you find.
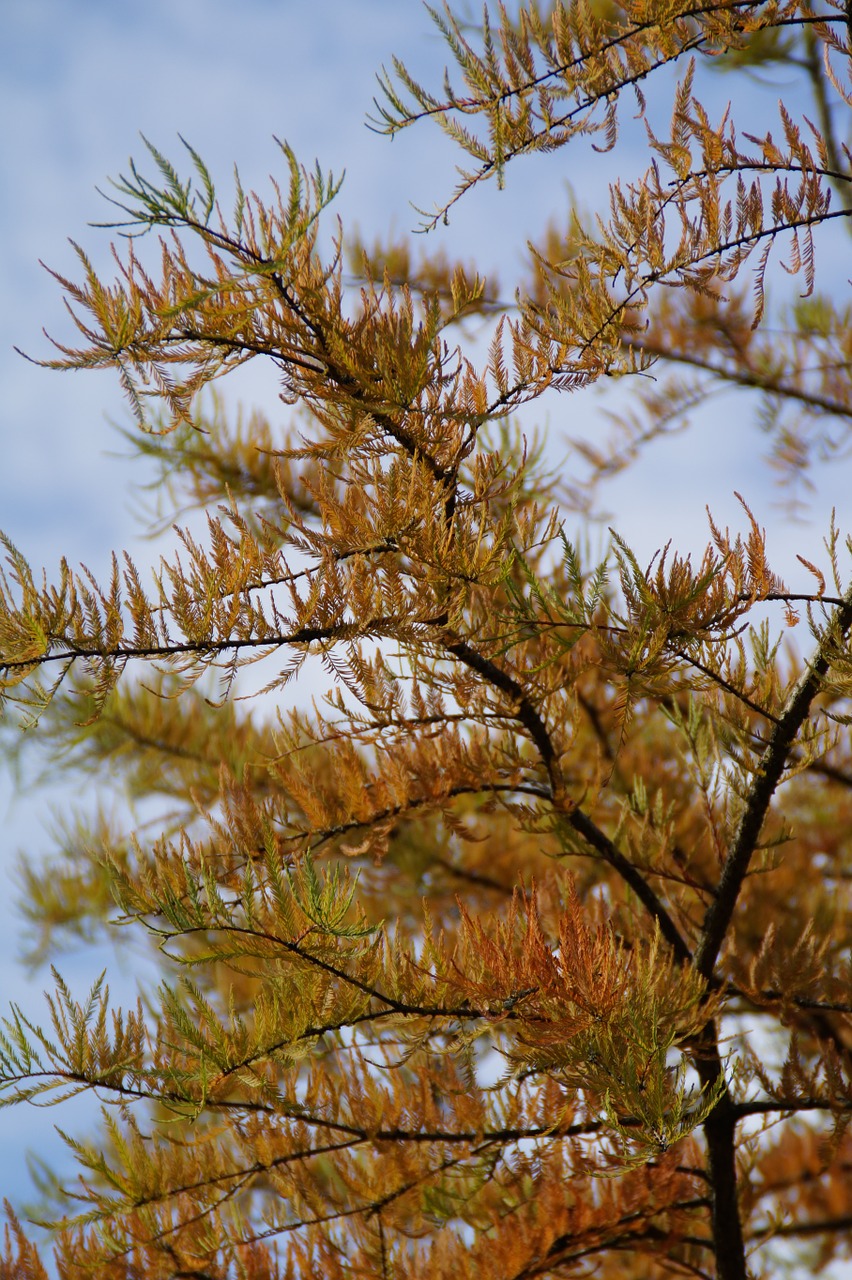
[0,1208,51,1280]
[438,882,723,1156]
[4,7,852,1277]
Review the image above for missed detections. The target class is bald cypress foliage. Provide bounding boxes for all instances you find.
[2,5,852,1277]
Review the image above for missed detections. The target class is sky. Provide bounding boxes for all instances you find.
[1,0,850,1271]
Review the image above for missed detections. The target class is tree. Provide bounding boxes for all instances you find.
[1,2,851,1276]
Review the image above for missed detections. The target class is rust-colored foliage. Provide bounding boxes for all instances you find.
[1,3,852,1277]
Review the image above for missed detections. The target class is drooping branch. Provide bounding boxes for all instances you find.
[442,632,693,962]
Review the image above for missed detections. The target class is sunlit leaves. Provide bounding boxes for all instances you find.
[2,4,852,1277]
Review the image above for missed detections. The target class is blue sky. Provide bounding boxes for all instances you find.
[1,0,850,1269]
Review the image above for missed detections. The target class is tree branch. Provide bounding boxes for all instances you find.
[695,584,852,979]
[443,633,693,962]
